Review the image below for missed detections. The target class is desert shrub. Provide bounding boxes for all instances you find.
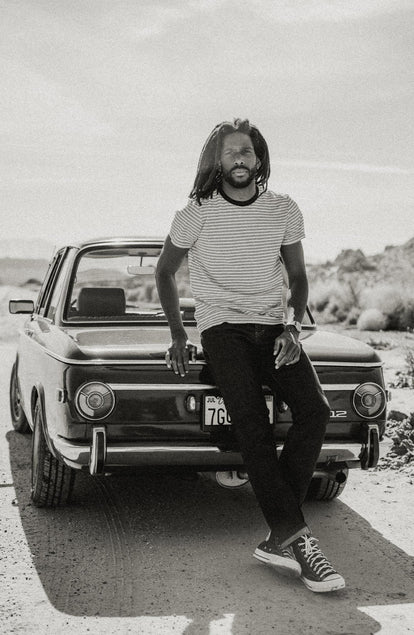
[309,281,356,323]
[127,290,139,302]
[178,283,192,298]
[140,283,159,303]
[406,349,414,375]
[344,306,361,326]
[391,349,414,388]
[400,299,414,330]
[365,337,394,350]
[391,370,414,389]
[360,284,414,330]
[309,282,333,313]
[357,308,388,331]
[144,283,155,302]
[377,413,414,473]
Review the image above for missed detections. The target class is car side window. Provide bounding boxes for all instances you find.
[36,250,66,318]
[35,258,57,314]
[45,251,72,321]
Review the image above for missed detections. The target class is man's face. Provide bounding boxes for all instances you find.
[220,132,260,189]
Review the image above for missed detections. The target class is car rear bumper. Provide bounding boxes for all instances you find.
[53,424,383,475]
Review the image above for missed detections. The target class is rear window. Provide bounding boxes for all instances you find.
[65,246,193,322]
[64,245,314,327]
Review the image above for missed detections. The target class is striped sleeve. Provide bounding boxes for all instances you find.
[282,197,306,245]
[169,200,203,249]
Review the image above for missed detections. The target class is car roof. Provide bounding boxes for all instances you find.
[63,237,165,250]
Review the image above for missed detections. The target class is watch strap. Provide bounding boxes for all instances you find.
[286,320,302,333]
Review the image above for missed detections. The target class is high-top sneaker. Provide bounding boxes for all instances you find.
[254,534,301,577]
[291,535,345,592]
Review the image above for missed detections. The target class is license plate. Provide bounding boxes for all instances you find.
[203,394,274,427]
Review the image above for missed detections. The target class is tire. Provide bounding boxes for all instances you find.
[9,362,30,433]
[31,401,75,507]
[306,469,348,501]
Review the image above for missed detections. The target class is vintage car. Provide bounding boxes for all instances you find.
[9,238,388,507]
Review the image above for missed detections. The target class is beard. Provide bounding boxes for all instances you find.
[221,165,257,189]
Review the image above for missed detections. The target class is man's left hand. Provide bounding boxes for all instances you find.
[274,327,301,369]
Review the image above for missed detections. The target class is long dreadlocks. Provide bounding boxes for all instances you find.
[189,118,271,204]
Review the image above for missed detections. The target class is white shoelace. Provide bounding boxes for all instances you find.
[298,536,336,578]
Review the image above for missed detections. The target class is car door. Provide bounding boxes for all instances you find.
[17,249,69,419]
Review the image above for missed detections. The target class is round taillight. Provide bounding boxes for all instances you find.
[75,382,115,420]
[352,383,386,419]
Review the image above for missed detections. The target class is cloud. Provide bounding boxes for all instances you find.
[250,0,414,23]
[103,2,193,41]
[101,0,414,42]
[0,59,113,138]
[272,159,414,175]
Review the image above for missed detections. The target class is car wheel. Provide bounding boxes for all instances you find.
[31,401,75,507]
[307,468,348,501]
[9,362,30,433]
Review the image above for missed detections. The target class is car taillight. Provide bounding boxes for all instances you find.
[185,395,197,412]
[75,382,115,420]
[352,383,386,419]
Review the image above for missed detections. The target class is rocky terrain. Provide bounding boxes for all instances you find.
[308,236,414,287]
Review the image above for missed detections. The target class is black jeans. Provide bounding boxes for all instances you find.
[201,322,330,547]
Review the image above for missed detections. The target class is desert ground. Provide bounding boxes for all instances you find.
[0,324,413,634]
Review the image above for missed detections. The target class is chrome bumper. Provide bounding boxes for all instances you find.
[54,424,381,476]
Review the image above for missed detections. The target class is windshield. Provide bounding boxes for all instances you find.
[65,246,193,322]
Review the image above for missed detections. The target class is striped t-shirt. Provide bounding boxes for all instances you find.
[169,188,305,333]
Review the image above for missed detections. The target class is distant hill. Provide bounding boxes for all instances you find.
[307,236,414,288]
[0,258,49,287]
[1,237,413,291]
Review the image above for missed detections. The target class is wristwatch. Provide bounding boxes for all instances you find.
[286,320,302,333]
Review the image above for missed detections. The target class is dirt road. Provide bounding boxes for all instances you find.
[1,343,413,634]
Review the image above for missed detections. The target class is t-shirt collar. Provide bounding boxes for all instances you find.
[218,186,260,207]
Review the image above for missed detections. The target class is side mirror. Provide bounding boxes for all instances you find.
[9,300,35,314]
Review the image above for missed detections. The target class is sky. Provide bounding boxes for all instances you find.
[1,0,413,262]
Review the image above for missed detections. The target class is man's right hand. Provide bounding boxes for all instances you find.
[165,336,197,377]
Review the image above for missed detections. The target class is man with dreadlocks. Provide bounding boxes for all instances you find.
[156,118,345,593]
